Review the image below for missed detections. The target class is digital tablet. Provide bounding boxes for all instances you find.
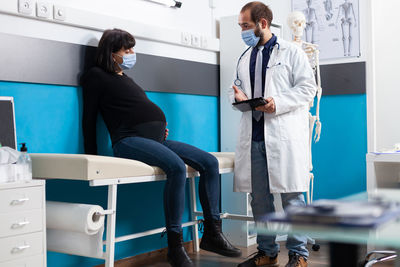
[232,97,268,112]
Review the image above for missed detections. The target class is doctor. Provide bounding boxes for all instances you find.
[230,2,316,267]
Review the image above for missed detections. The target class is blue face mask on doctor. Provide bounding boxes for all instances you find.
[241,24,261,47]
[115,53,137,70]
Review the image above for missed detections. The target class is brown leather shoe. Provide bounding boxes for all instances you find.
[285,253,307,267]
[237,250,278,267]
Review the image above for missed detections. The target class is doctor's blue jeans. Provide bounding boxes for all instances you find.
[251,140,309,259]
[113,136,220,233]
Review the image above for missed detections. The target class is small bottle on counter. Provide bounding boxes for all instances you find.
[16,143,32,182]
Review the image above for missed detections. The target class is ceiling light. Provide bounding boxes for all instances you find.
[146,0,182,8]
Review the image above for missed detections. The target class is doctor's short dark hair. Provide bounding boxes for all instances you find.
[241,1,273,27]
[96,28,136,73]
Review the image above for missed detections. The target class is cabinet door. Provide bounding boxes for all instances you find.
[0,232,43,263]
[0,186,43,213]
[0,209,43,238]
[0,254,44,267]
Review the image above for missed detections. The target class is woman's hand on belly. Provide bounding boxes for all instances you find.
[164,123,169,140]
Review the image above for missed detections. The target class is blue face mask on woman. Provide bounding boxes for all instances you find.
[241,25,261,47]
[116,53,137,70]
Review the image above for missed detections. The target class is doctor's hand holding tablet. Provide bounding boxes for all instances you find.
[255,96,275,113]
[232,85,276,113]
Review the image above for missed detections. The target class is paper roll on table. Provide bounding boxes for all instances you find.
[46,201,105,258]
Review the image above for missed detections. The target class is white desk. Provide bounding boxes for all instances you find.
[254,189,400,267]
[31,152,245,267]
[366,153,400,191]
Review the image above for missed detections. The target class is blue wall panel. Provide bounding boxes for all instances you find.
[0,81,218,267]
[0,82,84,153]
[311,94,367,200]
[0,81,367,266]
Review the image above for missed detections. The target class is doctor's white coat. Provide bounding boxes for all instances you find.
[229,37,317,193]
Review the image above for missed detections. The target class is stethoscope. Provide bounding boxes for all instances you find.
[234,42,281,91]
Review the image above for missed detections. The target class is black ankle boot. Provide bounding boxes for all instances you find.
[167,231,194,267]
[200,219,242,257]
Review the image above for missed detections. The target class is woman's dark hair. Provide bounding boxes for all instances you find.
[96,28,136,73]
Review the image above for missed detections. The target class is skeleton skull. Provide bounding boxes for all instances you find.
[287,11,306,38]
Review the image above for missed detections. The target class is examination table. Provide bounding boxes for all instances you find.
[31,152,248,267]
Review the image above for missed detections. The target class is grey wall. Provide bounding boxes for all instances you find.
[0,32,219,96]
[320,62,366,95]
[0,32,365,97]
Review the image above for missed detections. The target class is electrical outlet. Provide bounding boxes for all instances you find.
[36,2,51,18]
[200,36,208,48]
[53,5,66,21]
[181,32,191,45]
[191,34,200,47]
[18,0,34,15]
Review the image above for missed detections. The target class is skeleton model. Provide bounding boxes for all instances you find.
[302,0,321,44]
[287,11,322,203]
[336,0,357,56]
[323,0,333,21]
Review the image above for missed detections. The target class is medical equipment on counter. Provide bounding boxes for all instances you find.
[16,143,32,182]
[0,146,21,183]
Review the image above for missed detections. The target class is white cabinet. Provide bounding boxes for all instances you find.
[366,153,400,191]
[0,180,46,267]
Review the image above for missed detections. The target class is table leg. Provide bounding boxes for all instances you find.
[395,249,400,267]
[105,184,117,267]
[366,159,377,191]
[189,177,200,252]
[329,242,364,267]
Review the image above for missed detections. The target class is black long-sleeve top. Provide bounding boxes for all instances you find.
[81,67,166,155]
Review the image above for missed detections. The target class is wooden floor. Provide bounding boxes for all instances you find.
[146,242,395,267]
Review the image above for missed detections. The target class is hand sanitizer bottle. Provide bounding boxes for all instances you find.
[16,143,32,182]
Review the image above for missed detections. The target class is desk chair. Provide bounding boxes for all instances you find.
[364,159,399,267]
[364,250,397,266]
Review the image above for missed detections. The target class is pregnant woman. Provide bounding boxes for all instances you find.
[80,28,241,267]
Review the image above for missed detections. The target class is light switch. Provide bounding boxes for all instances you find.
[36,2,51,18]
[18,0,34,15]
[191,34,200,47]
[53,5,66,21]
[201,36,208,48]
[181,32,191,45]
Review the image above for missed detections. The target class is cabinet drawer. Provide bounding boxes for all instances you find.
[0,254,44,267]
[0,186,43,213]
[0,209,43,238]
[0,232,43,263]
